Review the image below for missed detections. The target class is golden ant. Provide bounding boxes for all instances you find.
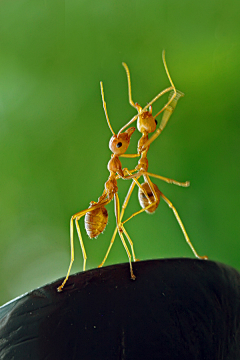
[98,51,208,270]
[58,52,207,291]
[57,59,173,292]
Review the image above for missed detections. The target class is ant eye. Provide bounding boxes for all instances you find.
[155,119,158,125]
[116,142,122,148]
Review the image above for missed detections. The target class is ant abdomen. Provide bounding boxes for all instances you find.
[138,182,161,214]
[85,202,108,239]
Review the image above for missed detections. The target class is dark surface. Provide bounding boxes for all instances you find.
[0,258,240,360]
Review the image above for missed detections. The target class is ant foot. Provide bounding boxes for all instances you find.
[198,255,208,260]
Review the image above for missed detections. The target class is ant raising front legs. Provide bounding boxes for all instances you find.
[57,74,173,291]
[99,51,207,269]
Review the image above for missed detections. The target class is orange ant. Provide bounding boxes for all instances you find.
[57,72,173,292]
[98,51,208,269]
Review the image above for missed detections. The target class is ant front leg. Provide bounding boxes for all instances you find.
[122,168,190,188]
[142,171,190,187]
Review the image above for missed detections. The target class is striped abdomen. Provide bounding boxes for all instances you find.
[138,182,161,214]
[84,203,108,239]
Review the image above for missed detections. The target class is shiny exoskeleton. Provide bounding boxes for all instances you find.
[57,82,141,291]
[134,92,185,215]
[138,181,161,214]
[84,201,108,239]
[83,127,135,241]
[98,51,207,270]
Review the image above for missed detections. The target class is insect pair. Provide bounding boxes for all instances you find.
[57,51,207,292]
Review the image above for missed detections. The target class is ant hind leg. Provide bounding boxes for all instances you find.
[160,191,208,260]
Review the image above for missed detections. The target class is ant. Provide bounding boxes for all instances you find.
[98,51,208,269]
[57,70,173,292]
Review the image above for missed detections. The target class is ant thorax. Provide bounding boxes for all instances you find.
[138,133,149,153]
[107,156,124,178]
[136,155,149,172]
[105,174,118,199]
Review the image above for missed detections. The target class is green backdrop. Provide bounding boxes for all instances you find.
[0,0,240,305]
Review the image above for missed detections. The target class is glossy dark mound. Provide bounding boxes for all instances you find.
[0,258,240,360]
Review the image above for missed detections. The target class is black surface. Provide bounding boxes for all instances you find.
[0,258,240,359]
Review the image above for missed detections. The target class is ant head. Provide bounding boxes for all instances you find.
[109,127,135,155]
[136,103,157,134]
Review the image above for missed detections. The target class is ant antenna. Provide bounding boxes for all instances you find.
[100,81,115,135]
[122,62,135,108]
[152,51,177,120]
[162,50,175,90]
[118,53,175,135]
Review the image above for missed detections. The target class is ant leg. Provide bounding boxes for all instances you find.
[57,216,76,292]
[57,198,111,292]
[120,226,138,263]
[118,173,155,259]
[100,172,169,269]
[114,193,136,280]
[160,191,208,260]
[122,169,189,189]
[119,174,206,260]
[121,175,160,225]
[118,180,140,261]
[99,179,138,268]
[75,217,87,271]
[144,171,190,187]
[98,226,118,268]
[99,171,163,268]
[120,153,140,158]
[119,176,160,262]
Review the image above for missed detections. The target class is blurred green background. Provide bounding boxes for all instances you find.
[0,0,239,305]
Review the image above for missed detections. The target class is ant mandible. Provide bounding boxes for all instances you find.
[57,72,173,291]
[99,51,208,269]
